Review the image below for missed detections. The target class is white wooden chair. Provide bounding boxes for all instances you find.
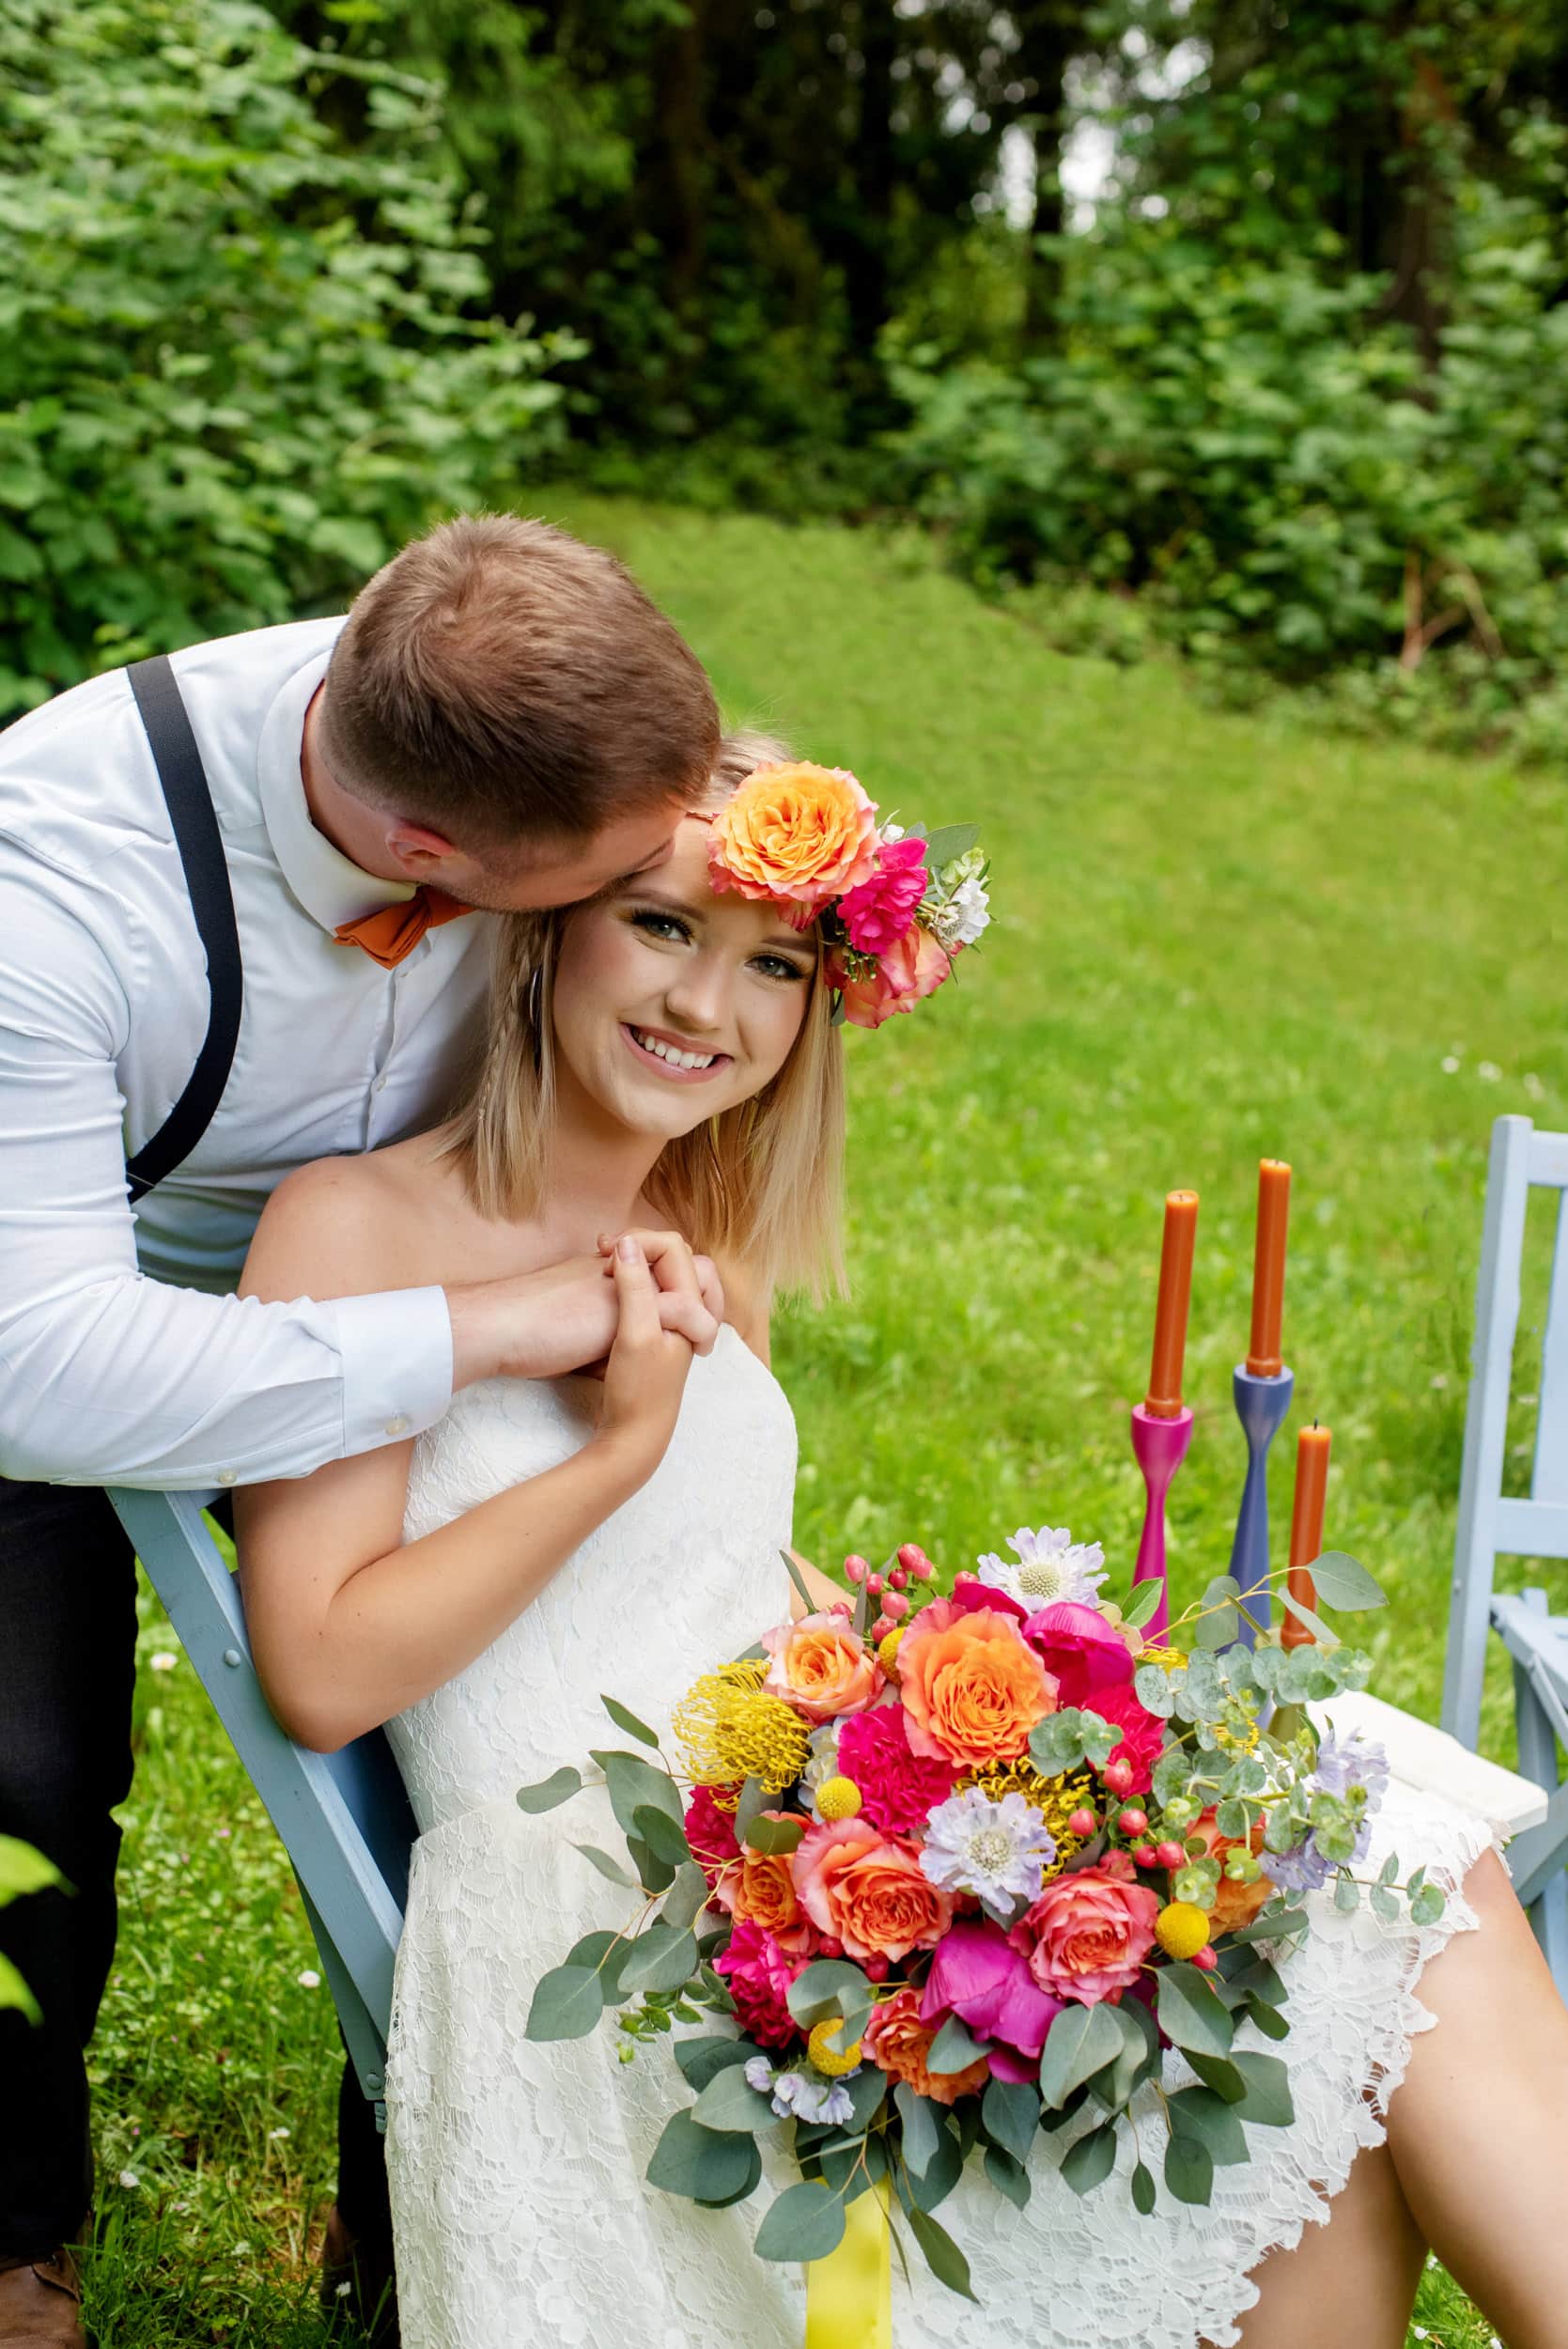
[1441,1114,1568,1991]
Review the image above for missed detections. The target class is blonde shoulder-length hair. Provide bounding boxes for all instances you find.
[444,729,846,1300]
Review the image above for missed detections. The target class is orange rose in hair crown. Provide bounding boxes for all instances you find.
[706,763,878,922]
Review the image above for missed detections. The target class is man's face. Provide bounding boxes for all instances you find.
[425,805,686,914]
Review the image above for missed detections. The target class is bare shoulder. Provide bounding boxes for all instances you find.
[241,1143,441,1306]
[715,1252,773,1366]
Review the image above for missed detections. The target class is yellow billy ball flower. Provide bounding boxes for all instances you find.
[877,1626,904,1675]
[807,2019,862,2077]
[1156,1901,1211,1961]
[815,1775,862,1820]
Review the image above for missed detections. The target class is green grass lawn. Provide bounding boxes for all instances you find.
[82,499,1564,2345]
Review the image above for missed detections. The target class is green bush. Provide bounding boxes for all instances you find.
[0,0,576,715]
[887,150,1568,756]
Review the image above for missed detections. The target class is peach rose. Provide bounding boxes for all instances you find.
[714,1812,816,1955]
[863,1985,990,2106]
[896,1598,1058,1769]
[1189,1807,1272,1936]
[828,921,955,1032]
[708,764,878,919]
[1009,1864,1160,2005]
[760,1612,882,1724]
[791,1815,955,1964]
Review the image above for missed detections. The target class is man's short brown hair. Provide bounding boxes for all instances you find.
[318,513,719,844]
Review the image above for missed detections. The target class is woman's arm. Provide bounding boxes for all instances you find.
[235,1169,697,1752]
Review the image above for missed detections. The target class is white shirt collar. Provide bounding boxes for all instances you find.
[256,649,415,935]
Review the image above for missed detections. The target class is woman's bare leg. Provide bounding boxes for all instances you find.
[1382,1845,1568,2349]
[1199,2141,1424,2349]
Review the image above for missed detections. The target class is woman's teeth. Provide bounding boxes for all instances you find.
[630,1026,718,1071]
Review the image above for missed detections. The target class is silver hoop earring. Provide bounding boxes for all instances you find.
[527,966,543,1034]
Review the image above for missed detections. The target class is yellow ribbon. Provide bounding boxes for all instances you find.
[805,2179,892,2349]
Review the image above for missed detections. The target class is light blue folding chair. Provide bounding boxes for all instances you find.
[107,1485,415,2128]
[1442,1113,1568,1993]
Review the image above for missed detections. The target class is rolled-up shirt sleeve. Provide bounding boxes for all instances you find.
[0,866,454,1489]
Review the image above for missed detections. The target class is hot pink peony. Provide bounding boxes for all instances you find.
[1021,1600,1135,1709]
[683,1785,741,1887]
[835,1703,958,1836]
[713,1920,808,2048]
[919,1920,1063,2085]
[837,837,930,957]
[1009,1864,1159,2006]
[828,920,953,1032]
[1081,1684,1166,1797]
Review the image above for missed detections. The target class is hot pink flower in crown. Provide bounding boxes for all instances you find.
[705,761,991,1032]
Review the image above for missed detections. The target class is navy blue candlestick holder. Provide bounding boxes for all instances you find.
[1228,1363,1294,1645]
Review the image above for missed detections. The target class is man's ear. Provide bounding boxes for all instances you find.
[384,817,458,876]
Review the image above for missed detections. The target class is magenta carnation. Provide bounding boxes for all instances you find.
[683,1785,741,1887]
[1081,1684,1166,1797]
[836,1700,958,1835]
[713,1920,807,2048]
[837,836,930,956]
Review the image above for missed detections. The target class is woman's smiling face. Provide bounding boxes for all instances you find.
[551,816,819,1141]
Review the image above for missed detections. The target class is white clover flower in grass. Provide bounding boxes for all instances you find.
[934,875,991,950]
[975,1525,1107,1610]
[148,1652,179,1672]
[117,2170,140,2190]
[919,1787,1057,1923]
[297,1969,320,1989]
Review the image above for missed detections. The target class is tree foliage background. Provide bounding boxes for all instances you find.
[5,0,1567,755]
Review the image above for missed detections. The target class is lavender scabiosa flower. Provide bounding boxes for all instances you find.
[745,2055,856,2126]
[919,1786,1057,1923]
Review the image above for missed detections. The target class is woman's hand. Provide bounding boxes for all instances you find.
[596,1235,697,1486]
[598,1227,724,1354]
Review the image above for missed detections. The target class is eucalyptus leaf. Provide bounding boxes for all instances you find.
[591,1749,684,1836]
[662,1860,712,1933]
[1130,2159,1157,2216]
[984,2144,1031,2207]
[904,2118,963,2211]
[1061,2123,1117,2195]
[923,822,980,869]
[1230,2051,1296,2126]
[600,1694,662,1749]
[1278,1588,1340,1647]
[1410,1884,1447,1927]
[906,2203,977,2300]
[733,1777,768,1840]
[1369,1884,1400,1925]
[1184,2052,1246,2103]
[691,2065,779,2134]
[981,2077,1040,2166]
[627,1833,676,1895]
[514,1766,582,1816]
[754,2179,846,2263]
[647,2110,760,2204]
[565,1929,634,1998]
[787,1959,870,2029]
[1157,1963,1235,2060]
[674,2035,755,2092]
[1038,1999,1124,2108]
[742,1813,806,1857]
[1308,1551,1387,1612]
[525,1963,604,2042]
[1134,1665,1178,1719]
[1167,2086,1248,2166]
[1122,1579,1164,1630]
[632,1804,692,1868]
[692,2139,764,2210]
[618,1923,700,1996]
[1334,1873,1361,1913]
[779,1548,819,1614]
[1224,1905,1309,1947]
[926,2015,988,2075]
[1247,1999,1291,2042]
[1163,2131,1215,2205]
[894,2081,941,2178]
[572,1843,640,1890]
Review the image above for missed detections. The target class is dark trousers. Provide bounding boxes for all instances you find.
[0,1477,389,2257]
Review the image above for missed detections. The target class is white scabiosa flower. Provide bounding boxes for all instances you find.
[974,1525,1107,1609]
[934,875,990,949]
[919,1787,1057,1923]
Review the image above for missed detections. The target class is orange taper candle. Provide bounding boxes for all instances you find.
[1246,1159,1292,1378]
[1144,1190,1199,1420]
[1281,1422,1331,1649]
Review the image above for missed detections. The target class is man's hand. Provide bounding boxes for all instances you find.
[445,1237,723,1390]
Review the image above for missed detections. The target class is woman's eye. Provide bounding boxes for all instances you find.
[753,954,811,984]
[629,909,691,943]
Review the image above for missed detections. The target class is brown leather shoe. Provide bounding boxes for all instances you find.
[320,2205,399,2347]
[0,2248,93,2348]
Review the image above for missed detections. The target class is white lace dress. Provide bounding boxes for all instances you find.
[382,1330,1494,2349]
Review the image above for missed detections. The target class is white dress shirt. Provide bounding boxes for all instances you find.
[0,617,493,1489]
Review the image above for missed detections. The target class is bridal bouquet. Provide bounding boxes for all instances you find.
[521,1530,1438,2296]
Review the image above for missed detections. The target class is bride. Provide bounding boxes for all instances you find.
[235,737,1568,2349]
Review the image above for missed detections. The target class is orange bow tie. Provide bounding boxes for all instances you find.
[334,885,473,970]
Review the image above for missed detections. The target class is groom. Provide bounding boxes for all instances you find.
[0,514,724,2348]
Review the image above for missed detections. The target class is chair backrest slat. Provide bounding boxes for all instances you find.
[1535,1190,1568,1507]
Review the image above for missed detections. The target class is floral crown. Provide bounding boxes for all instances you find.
[703,762,990,1031]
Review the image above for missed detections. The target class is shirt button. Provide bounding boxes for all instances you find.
[373,1076,388,1095]
[217,1469,238,1486]
[384,1415,409,1437]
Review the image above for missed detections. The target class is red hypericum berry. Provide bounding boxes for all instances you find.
[870,1613,895,1641]
[1101,1758,1135,1798]
[1191,1946,1219,1972]
[880,1591,909,1621]
[896,1543,928,1575]
[830,1600,854,1618]
[887,1567,908,1591]
[866,1574,884,1596]
[1132,1843,1158,1867]
[844,1555,868,1585]
[1155,1841,1186,1871]
[1116,1807,1149,1840]
[1065,1807,1097,1839]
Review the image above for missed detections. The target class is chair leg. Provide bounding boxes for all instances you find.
[1512,1593,1568,1997]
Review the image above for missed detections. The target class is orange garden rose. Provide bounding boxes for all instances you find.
[714,1812,815,1955]
[791,1815,955,1964]
[760,1611,882,1725]
[1189,1807,1273,1936]
[862,1986,989,2106]
[896,1597,1059,1769]
[707,763,878,920]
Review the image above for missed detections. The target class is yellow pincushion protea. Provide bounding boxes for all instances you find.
[807,2018,862,2077]
[1156,1901,1211,1961]
[671,1659,811,1802]
[1138,1643,1187,1672]
[815,1776,862,1821]
[957,1764,1094,1880]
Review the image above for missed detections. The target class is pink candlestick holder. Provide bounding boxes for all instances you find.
[1129,1403,1195,1642]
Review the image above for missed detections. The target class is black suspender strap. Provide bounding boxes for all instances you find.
[123,655,243,1202]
